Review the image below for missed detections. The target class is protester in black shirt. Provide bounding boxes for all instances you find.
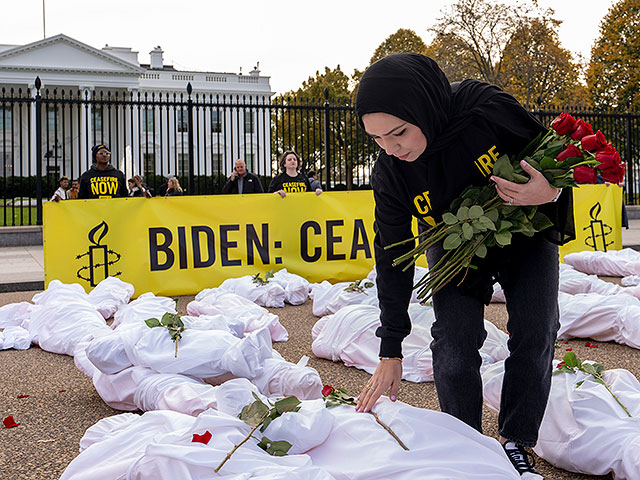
[268,151,322,198]
[78,145,127,199]
[354,54,572,479]
[223,159,264,194]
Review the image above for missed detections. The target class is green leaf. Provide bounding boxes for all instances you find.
[512,173,530,184]
[493,155,515,181]
[443,233,462,250]
[576,380,584,387]
[145,318,161,328]
[442,212,458,225]
[456,206,470,221]
[274,396,301,415]
[474,243,487,258]
[543,144,565,158]
[532,212,554,231]
[563,351,581,368]
[468,205,484,219]
[494,230,512,246]
[485,209,499,223]
[539,156,558,170]
[498,220,513,231]
[238,393,270,426]
[258,437,292,456]
[593,363,605,375]
[461,222,474,241]
[478,216,496,231]
[582,363,598,376]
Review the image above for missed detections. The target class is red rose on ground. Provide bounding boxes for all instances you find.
[3,416,19,428]
[322,385,335,397]
[601,163,625,184]
[556,144,583,162]
[16,394,29,399]
[192,430,212,444]
[581,131,608,152]
[551,113,578,135]
[573,166,598,184]
[570,119,594,140]
[566,347,573,351]
[595,145,622,170]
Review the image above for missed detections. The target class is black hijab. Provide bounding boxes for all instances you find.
[355,53,503,155]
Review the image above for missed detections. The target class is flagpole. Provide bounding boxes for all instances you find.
[43,0,46,38]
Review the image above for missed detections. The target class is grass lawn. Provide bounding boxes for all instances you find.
[0,205,38,226]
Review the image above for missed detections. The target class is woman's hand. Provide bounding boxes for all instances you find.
[315,188,322,196]
[275,190,286,198]
[491,160,560,206]
[356,358,402,413]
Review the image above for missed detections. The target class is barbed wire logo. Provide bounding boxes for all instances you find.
[76,221,122,286]
[583,202,614,252]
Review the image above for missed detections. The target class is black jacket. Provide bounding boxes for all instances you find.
[78,165,127,199]
[268,172,311,193]
[223,171,264,194]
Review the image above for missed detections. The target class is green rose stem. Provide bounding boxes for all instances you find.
[214,410,270,473]
[603,382,632,418]
[369,411,409,451]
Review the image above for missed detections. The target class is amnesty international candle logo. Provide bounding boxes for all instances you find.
[583,202,614,252]
[76,221,122,286]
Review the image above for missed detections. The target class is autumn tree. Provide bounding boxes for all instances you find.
[501,17,583,106]
[587,0,640,109]
[369,28,428,65]
[424,32,483,82]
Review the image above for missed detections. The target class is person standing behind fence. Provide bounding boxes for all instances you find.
[269,151,322,198]
[66,179,79,199]
[307,170,322,191]
[50,176,69,202]
[165,177,184,196]
[78,145,127,199]
[223,159,264,194]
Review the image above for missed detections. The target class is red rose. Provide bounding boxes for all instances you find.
[3,416,19,428]
[570,119,594,140]
[322,385,335,397]
[566,347,573,351]
[573,166,597,184]
[600,163,625,184]
[551,113,578,135]
[556,144,583,162]
[595,145,622,170]
[192,430,212,444]
[580,130,607,152]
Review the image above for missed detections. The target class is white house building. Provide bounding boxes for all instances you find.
[0,34,274,184]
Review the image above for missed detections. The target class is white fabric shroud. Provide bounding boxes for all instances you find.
[62,379,520,480]
[557,291,640,349]
[0,301,34,329]
[482,360,640,479]
[112,292,177,330]
[188,290,288,342]
[622,275,640,287]
[312,303,509,382]
[270,268,311,305]
[0,325,32,350]
[564,248,640,277]
[212,274,288,308]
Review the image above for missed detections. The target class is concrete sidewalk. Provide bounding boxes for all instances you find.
[2,220,640,293]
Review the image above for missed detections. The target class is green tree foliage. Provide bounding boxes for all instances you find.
[424,32,483,82]
[369,29,428,65]
[501,17,583,106]
[587,0,640,109]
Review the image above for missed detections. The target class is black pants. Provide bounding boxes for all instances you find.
[426,233,560,447]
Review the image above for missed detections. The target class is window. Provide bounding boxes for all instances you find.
[144,153,155,176]
[0,108,12,131]
[46,106,59,132]
[178,153,189,176]
[211,109,222,133]
[244,153,254,171]
[143,108,154,133]
[244,109,254,134]
[0,151,13,175]
[177,109,188,133]
[91,108,103,132]
[211,153,222,174]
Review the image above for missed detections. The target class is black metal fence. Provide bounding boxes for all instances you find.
[0,78,638,226]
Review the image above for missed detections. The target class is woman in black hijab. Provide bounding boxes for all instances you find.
[354,53,571,479]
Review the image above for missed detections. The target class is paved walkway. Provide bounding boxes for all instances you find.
[1,220,640,292]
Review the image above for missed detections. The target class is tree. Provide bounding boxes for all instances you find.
[501,17,583,106]
[369,29,428,65]
[587,0,640,109]
[424,33,483,82]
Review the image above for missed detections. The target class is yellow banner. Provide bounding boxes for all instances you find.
[43,185,623,296]
[559,184,623,260]
[44,191,377,296]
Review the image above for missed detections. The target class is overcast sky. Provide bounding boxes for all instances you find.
[2,0,617,94]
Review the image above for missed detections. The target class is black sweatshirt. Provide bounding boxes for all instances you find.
[268,172,312,193]
[78,165,127,199]
[371,93,573,358]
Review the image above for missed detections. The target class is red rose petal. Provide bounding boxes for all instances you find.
[322,385,335,397]
[16,394,30,399]
[3,416,20,428]
[563,340,569,344]
[58,390,66,393]
[192,430,212,444]
[585,342,591,347]
[590,344,599,348]
[566,347,572,351]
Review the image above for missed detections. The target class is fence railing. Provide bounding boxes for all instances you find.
[0,78,637,226]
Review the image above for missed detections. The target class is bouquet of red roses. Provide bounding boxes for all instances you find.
[391,113,623,302]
